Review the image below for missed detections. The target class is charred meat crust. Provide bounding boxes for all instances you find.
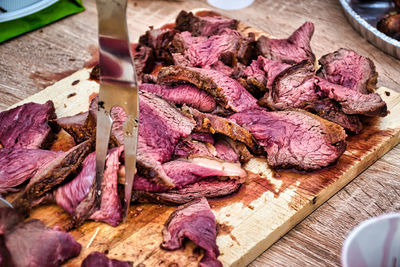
[24,139,94,200]
[183,106,262,155]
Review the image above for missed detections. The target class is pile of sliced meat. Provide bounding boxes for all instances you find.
[0,10,388,266]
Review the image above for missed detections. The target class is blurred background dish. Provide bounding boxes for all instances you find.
[207,0,254,10]
[339,0,400,59]
[0,0,58,22]
[342,213,400,267]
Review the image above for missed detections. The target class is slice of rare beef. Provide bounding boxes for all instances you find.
[139,83,216,112]
[304,98,363,134]
[161,197,222,267]
[158,65,259,112]
[258,60,318,110]
[214,138,239,163]
[257,60,363,133]
[133,178,242,205]
[51,112,93,143]
[5,219,81,267]
[183,106,261,154]
[139,28,177,51]
[163,157,245,188]
[171,29,254,69]
[64,147,123,227]
[318,48,378,94]
[175,10,238,37]
[230,109,347,170]
[191,132,215,144]
[23,139,93,201]
[0,148,61,193]
[0,208,81,267]
[257,22,315,64]
[89,146,124,226]
[137,27,177,66]
[132,157,245,192]
[315,77,387,117]
[134,46,155,79]
[136,91,196,186]
[0,101,56,149]
[174,138,216,159]
[81,252,132,267]
[53,152,96,215]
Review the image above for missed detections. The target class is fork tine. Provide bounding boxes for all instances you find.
[122,114,139,221]
[95,107,113,202]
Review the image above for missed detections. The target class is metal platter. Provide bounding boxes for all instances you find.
[339,0,400,59]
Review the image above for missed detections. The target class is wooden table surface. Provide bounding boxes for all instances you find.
[1,0,399,266]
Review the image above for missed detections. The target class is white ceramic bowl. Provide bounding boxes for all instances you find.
[342,213,400,267]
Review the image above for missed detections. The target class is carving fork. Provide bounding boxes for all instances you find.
[96,0,139,222]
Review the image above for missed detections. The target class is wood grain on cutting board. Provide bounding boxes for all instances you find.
[5,9,400,267]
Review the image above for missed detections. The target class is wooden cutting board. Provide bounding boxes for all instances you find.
[9,11,400,267]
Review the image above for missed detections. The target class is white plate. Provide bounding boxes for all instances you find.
[0,0,58,23]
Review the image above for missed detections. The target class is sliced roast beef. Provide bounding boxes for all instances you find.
[89,146,124,226]
[139,83,216,112]
[139,27,177,51]
[257,60,364,132]
[318,48,378,94]
[240,59,267,97]
[304,98,363,134]
[315,77,387,117]
[49,129,76,152]
[52,112,94,143]
[81,252,132,267]
[0,208,81,267]
[53,152,96,215]
[136,91,196,186]
[0,148,61,193]
[158,65,259,112]
[5,219,81,267]
[0,208,23,235]
[134,46,155,79]
[138,27,177,65]
[58,147,123,227]
[191,132,215,144]
[133,175,169,193]
[175,10,238,37]
[257,22,315,64]
[133,178,242,205]
[132,157,245,192]
[0,236,12,267]
[23,139,93,201]
[230,109,347,170]
[0,101,56,149]
[171,29,254,69]
[174,138,216,159]
[258,56,292,89]
[214,138,239,163]
[184,107,261,154]
[161,197,222,267]
[259,60,318,110]
[163,157,245,188]
[223,138,254,164]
